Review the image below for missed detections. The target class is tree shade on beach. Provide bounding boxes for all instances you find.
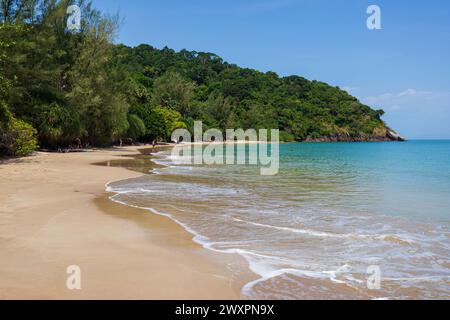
[0,0,396,157]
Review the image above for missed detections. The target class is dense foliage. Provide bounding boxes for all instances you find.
[1,0,128,154]
[1,1,392,157]
[114,44,389,142]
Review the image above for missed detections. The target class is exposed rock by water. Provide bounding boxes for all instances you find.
[303,130,406,142]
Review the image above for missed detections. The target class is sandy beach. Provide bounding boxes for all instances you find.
[0,147,253,299]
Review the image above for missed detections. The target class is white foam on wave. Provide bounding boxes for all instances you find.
[105,182,386,299]
[107,187,212,245]
[105,182,341,298]
[103,153,449,299]
[233,217,416,245]
[382,275,450,283]
[105,181,450,299]
[240,264,360,298]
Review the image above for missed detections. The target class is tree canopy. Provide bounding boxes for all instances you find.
[113,43,390,142]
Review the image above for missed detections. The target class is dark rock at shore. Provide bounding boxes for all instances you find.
[386,130,406,142]
[303,130,406,142]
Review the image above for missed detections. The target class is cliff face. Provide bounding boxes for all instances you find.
[386,130,406,141]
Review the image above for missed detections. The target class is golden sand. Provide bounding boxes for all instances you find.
[0,146,254,299]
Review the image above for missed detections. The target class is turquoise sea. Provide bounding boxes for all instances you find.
[108,141,450,299]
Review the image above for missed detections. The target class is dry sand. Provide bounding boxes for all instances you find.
[0,147,253,299]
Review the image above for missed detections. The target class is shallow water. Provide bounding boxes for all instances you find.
[107,141,450,299]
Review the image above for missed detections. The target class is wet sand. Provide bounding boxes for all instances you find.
[0,146,254,299]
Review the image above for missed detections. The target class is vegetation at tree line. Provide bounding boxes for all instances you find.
[1,0,391,157]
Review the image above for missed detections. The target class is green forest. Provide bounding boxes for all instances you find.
[1,0,395,157]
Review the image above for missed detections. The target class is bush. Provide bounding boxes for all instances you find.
[132,104,186,140]
[151,106,186,140]
[0,116,38,157]
[279,131,295,142]
[9,118,39,156]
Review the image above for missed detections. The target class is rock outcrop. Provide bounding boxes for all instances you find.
[387,130,406,142]
[303,131,406,142]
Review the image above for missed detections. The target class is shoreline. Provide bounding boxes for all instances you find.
[0,146,255,299]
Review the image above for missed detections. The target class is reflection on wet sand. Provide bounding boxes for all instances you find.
[93,146,172,174]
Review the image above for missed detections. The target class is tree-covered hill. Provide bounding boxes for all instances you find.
[1,1,402,157]
[113,44,400,143]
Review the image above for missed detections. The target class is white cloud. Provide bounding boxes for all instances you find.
[397,88,432,97]
[362,88,442,111]
[360,89,450,139]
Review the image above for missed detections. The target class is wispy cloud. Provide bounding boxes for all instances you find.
[361,89,450,138]
[363,88,441,111]
[397,88,432,97]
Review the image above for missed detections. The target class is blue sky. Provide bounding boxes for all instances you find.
[94,0,450,139]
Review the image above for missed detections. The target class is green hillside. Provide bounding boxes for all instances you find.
[113,44,397,143]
